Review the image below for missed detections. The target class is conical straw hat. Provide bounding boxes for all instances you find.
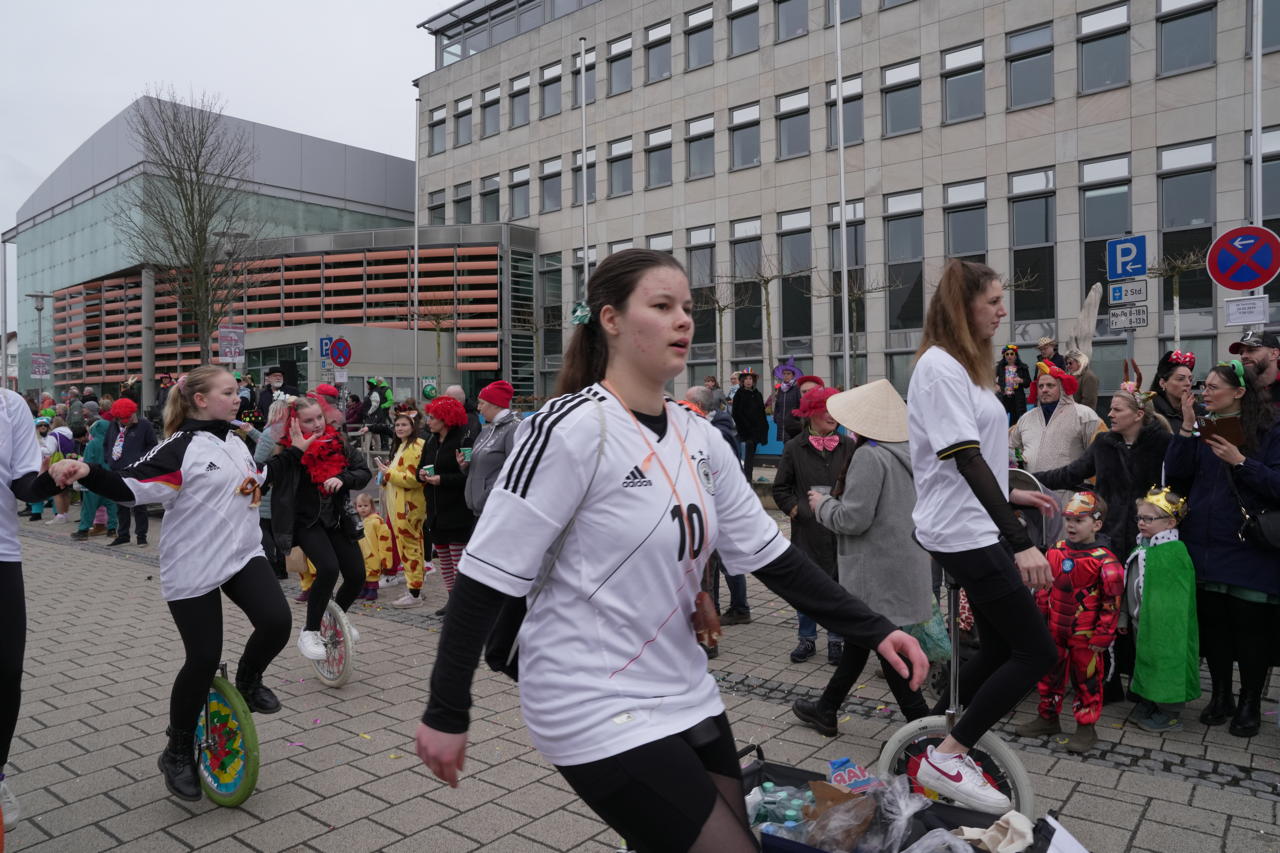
[826,380,908,443]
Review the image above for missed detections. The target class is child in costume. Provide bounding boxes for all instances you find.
[1123,487,1199,732]
[355,492,393,601]
[1016,491,1124,753]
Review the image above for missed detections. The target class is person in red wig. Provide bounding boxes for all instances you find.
[417,396,474,616]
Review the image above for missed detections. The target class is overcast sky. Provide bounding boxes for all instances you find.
[1,0,454,323]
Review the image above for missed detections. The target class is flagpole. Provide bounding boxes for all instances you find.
[834,5,851,388]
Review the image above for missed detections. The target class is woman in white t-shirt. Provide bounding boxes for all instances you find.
[415,249,928,853]
[907,259,1059,814]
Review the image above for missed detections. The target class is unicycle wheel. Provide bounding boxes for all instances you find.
[195,676,259,807]
[312,600,354,688]
[877,715,1035,817]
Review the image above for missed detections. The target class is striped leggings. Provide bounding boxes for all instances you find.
[434,542,466,592]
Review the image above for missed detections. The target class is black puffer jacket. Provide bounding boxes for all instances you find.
[732,387,769,444]
[265,435,372,552]
[1034,419,1173,555]
[772,431,856,576]
[418,427,475,544]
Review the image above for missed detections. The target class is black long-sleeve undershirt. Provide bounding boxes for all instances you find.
[949,445,1034,553]
[421,544,897,733]
[14,472,62,504]
[76,463,136,503]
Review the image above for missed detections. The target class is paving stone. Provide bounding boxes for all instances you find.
[1134,820,1224,853]
[1146,797,1228,836]
[1116,769,1194,804]
[308,817,405,853]
[28,792,125,836]
[300,788,390,829]
[383,825,480,852]
[358,766,445,805]
[97,798,198,842]
[296,763,379,797]
[19,824,118,853]
[239,780,323,822]
[1052,816,1132,853]
[518,807,610,850]
[1193,785,1278,823]
[235,807,330,851]
[443,802,534,844]
[1061,789,1145,830]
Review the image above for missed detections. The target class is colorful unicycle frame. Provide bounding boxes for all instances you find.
[194,663,260,807]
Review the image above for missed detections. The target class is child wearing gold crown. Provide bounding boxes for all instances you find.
[1016,490,1124,753]
[1122,486,1199,732]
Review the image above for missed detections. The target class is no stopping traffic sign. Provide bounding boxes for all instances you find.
[1206,226,1280,291]
[329,337,352,367]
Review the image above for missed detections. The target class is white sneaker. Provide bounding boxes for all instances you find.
[378,576,395,588]
[45,513,69,524]
[914,746,1012,814]
[1,776,19,830]
[390,592,423,608]
[297,630,327,660]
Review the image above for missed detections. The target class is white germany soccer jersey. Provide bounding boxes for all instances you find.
[460,383,790,766]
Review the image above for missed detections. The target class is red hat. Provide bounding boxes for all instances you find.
[1028,361,1079,404]
[426,396,468,429]
[313,383,340,399]
[796,375,825,388]
[478,380,514,409]
[111,398,138,421]
[793,387,840,418]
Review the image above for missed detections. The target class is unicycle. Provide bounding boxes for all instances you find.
[194,663,260,807]
[312,599,355,688]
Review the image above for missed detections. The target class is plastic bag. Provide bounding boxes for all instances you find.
[902,600,952,662]
[805,792,878,852]
[855,775,933,853]
[900,828,974,853]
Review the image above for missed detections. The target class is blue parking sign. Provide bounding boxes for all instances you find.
[1106,236,1147,281]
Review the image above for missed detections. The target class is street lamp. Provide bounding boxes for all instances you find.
[27,292,53,395]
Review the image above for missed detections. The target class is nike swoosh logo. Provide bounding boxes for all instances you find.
[925,757,964,784]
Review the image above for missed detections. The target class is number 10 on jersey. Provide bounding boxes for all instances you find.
[671,504,705,562]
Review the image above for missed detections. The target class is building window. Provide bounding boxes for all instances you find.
[1007,24,1054,109]
[775,90,810,160]
[779,210,812,338]
[885,191,924,331]
[646,22,672,82]
[882,60,921,136]
[572,148,597,205]
[687,7,714,69]
[688,228,717,348]
[453,181,472,224]
[608,138,633,196]
[729,0,760,56]
[572,48,597,108]
[454,96,473,147]
[686,115,715,179]
[541,62,562,118]
[478,174,499,222]
[1080,155,1132,313]
[1159,2,1215,76]
[480,87,501,137]
[510,75,531,128]
[1079,4,1130,94]
[1159,140,1215,311]
[509,166,530,220]
[428,106,446,155]
[608,36,633,95]
[942,44,984,124]
[648,233,674,253]
[539,253,564,367]
[826,0,860,25]
[944,181,987,263]
[1263,0,1280,52]
[646,127,673,188]
[732,218,763,344]
[828,201,867,335]
[776,0,807,41]
[540,157,562,212]
[427,189,446,225]
[1009,168,1056,321]
[730,104,761,169]
[882,0,914,7]
[826,77,863,148]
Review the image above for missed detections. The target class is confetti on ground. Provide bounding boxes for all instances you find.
[856,684,867,690]
[358,733,371,739]
[839,715,852,723]
[1265,710,1277,716]
[287,741,304,747]
[1110,723,1123,728]
[388,753,402,759]
[313,718,321,724]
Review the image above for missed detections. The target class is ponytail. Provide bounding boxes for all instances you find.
[162,365,232,437]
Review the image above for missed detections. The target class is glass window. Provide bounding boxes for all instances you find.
[608,38,632,94]
[647,23,672,82]
[730,104,761,169]
[1009,51,1053,109]
[829,220,867,335]
[887,214,924,330]
[733,237,763,341]
[454,97,473,146]
[827,0,860,24]
[646,128,673,188]
[428,105,446,155]
[884,84,921,135]
[826,78,863,148]
[539,253,563,360]
[427,189,446,225]
[1080,30,1129,92]
[480,174,500,222]
[453,181,472,224]
[776,91,810,159]
[481,101,500,137]
[687,115,715,179]
[1161,170,1213,228]
[1160,7,1215,75]
[541,64,562,117]
[1082,184,1130,238]
[1161,228,1214,310]
[882,0,914,7]
[688,241,716,346]
[572,52,597,107]
[608,138,633,196]
[730,8,760,56]
[648,233,674,252]
[944,67,984,123]
[1011,194,1053,247]
[687,12,714,69]
[776,0,807,41]
[540,158,562,212]
[572,149,597,205]
[1010,195,1055,321]
[946,206,986,260]
[510,90,530,127]
[779,219,812,338]
[510,167,530,220]
[1266,0,1280,51]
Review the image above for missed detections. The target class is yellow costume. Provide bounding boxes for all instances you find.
[384,437,428,590]
[360,512,393,583]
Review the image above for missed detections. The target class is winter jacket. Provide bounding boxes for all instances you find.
[104,418,158,470]
[772,430,856,576]
[995,360,1031,416]
[770,383,803,439]
[732,387,770,444]
[253,425,281,520]
[264,433,371,553]
[464,409,520,516]
[418,427,475,544]
[709,410,738,456]
[256,385,297,419]
[1153,392,1203,426]
[1009,398,1103,504]
[1164,421,1280,596]
[1073,370,1100,411]
[1035,419,1173,553]
[82,418,111,466]
[813,440,932,627]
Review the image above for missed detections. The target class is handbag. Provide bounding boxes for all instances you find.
[484,398,607,681]
[902,599,952,662]
[1225,465,1280,552]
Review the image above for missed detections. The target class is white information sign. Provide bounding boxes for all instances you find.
[1224,295,1270,327]
[1108,305,1149,332]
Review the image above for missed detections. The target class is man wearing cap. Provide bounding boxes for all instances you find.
[1037,337,1067,371]
[1010,362,1103,506]
[103,398,158,547]
[256,366,297,417]
[1229,330,1280,413]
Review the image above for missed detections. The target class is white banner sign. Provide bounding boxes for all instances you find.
[1224,295,1269,327]
[218,323,246,362]
[29,352,52,379]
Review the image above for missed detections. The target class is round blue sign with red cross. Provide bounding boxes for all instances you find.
[1207,225,1280,291]
[329,337,352,367]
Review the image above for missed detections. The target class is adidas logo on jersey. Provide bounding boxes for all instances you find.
[621,466,653,488]
[205,461,220,472]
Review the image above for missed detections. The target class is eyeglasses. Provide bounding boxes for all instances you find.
[1135,514,1170,524]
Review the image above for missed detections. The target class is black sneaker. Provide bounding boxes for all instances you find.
[107,535,130,546]
[70,530,89,541]
[792,699,838,737]
[27,515,42,522]
[827,640,844,666]
[721,609,752,626]
[790,638,816,663]
[136,537,148,548]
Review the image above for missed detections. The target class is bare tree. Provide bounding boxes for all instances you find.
[113,88,262,363]
[806,269,908,385]
[691,278,751,382]
[1147,248,1208,350]
[712,253,808,381]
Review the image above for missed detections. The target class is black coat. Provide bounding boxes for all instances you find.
[418,428,475,544]
[770,383,803,437]
[995,360,1031,417]
[772,431,856,576]
[1034,419,1173,555]
[265,435,371,552]
[732,387,769,444]
[104,418,158,470]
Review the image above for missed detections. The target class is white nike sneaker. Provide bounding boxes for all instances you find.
[913,745,1012,814]
[1,775,20,830]
[296,630,327,661]
[390,592,423,608]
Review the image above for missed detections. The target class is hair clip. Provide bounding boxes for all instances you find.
[570,302,591,325]
[1217,359,1246,387]
[1169,349,1196,369]
[176,374,188,392]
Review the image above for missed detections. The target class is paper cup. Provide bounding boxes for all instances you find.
[461,447,473,462]
[811,486,832,497]
[423,465,436,476]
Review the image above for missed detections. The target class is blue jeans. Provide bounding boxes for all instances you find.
[798,612,840,644]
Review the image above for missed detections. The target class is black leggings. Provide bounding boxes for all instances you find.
[295,522,364,631]
[1,562,24,768]
[1198,587,1279,697]
[930,544,1057,748]
[167,557,291,731]
[741,442,758,481]
[557,713,758,853]
[821,642,929,721]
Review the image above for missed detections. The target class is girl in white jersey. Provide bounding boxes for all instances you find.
[415,249,929,853]
[906,260,1058,813]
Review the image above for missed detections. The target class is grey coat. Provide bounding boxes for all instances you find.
[253,425,280,519]
[813,440,932,627]
[464,409,520,515]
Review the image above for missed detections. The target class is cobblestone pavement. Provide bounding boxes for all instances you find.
[6,517,1280,852]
